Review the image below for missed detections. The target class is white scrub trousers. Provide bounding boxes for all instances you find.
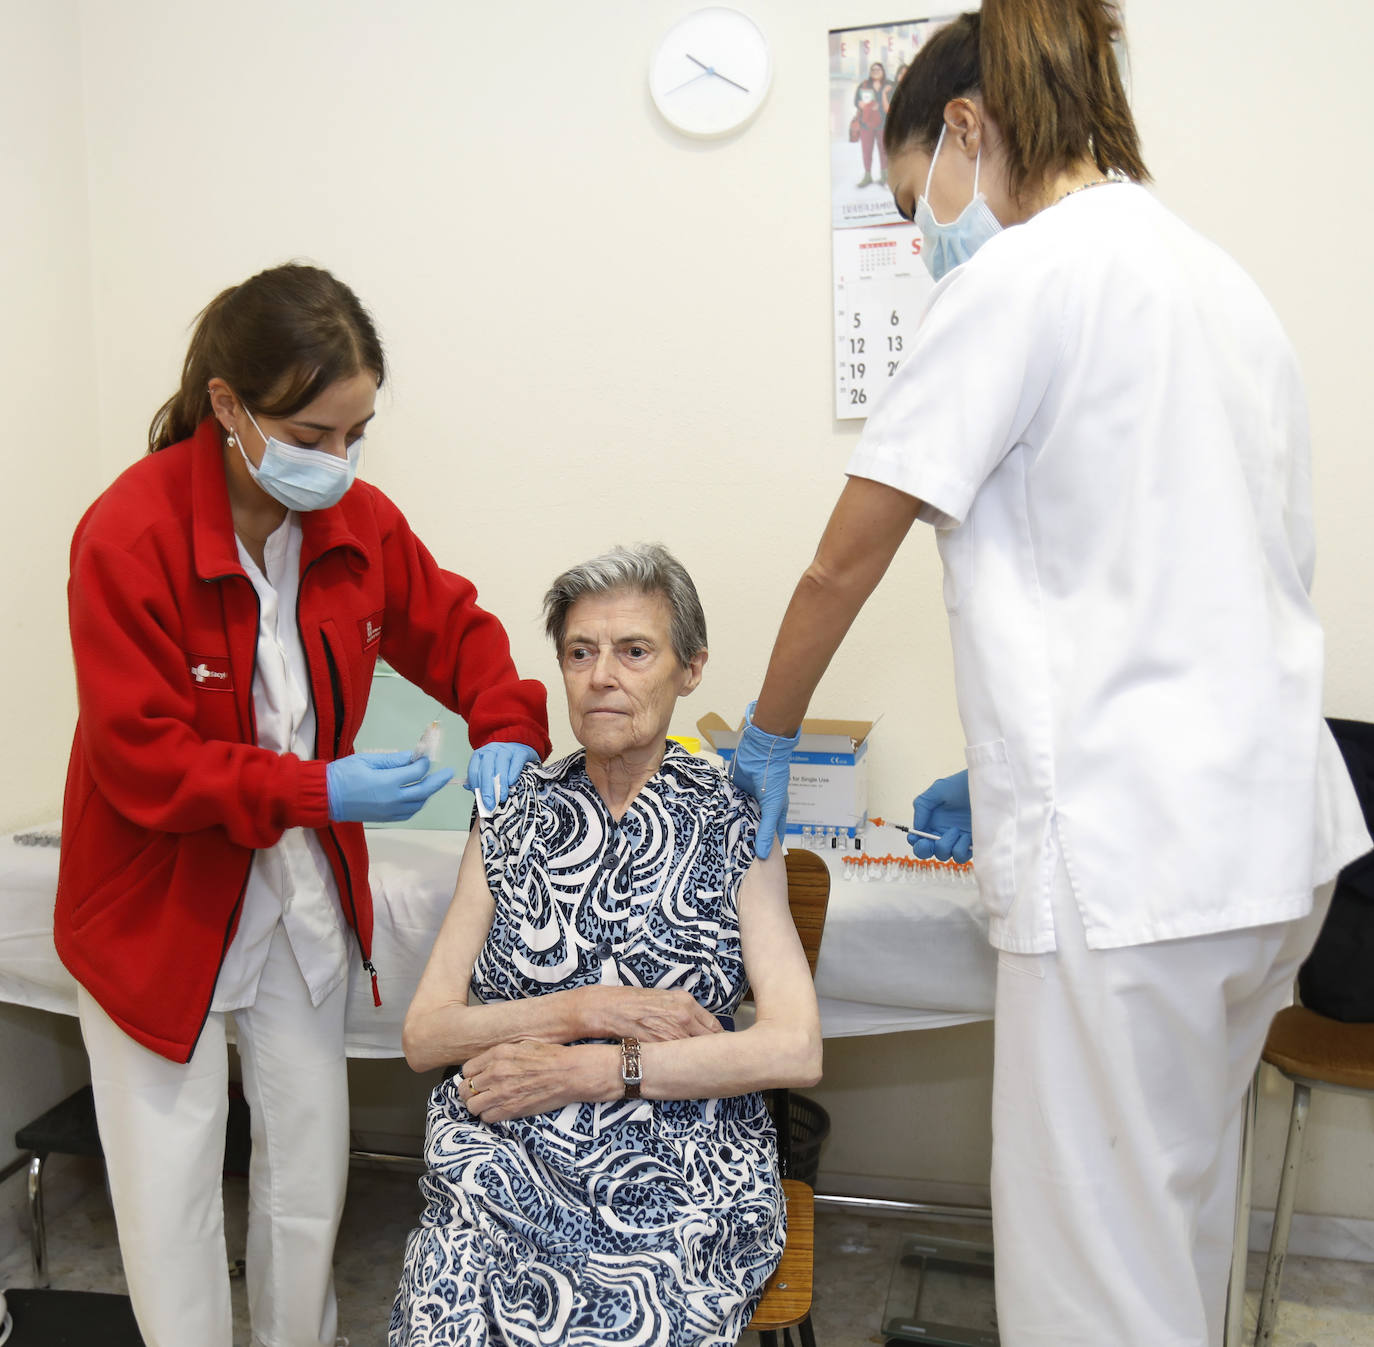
[991,861,1333,1347]
[78,923,350,1347]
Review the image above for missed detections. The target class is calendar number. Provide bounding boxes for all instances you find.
[834,220,934,419]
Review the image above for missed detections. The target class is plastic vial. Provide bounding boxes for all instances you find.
[411,720,442,763]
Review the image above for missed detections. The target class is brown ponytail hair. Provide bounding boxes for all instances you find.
[148,263,386,453]
[884,0,1148,198]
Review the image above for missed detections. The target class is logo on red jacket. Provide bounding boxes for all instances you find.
[188,655,234,691]
[359,612,384,650]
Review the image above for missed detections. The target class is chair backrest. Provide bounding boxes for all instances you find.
[770,849,832,1185]
[1298,718,1374,1021]
[783,848,830,979]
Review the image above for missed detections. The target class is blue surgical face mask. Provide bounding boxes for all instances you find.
[914,124,1004,282]
[235,406,360,512]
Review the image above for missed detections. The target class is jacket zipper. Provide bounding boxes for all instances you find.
[307,572,381,1008]
[189,571,261,1059]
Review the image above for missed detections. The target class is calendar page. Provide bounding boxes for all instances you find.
[832,223,930,420]
[829,16,956,421]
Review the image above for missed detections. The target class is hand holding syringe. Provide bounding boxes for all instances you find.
[903,768,975,864]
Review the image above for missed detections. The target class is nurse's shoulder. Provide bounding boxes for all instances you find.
[1117,187,1303,408]
[70,427,202,563]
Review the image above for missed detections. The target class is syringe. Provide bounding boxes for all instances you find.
[890,823,942,843]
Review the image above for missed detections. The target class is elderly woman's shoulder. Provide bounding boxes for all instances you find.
[513,749,584,797]
[661,747,761,823]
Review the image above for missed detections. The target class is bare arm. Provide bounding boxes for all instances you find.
[459,846,822,1121]
[401,831,721,1073]
[751,475,922,736]
[638,844,823,1097]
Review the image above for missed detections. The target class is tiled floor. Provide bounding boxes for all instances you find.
[1,1159,1371,1345]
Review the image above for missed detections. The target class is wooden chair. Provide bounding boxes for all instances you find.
[1250,1006,1374,1345]
[747,847,831,1347]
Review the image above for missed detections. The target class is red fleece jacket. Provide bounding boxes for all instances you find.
[56,419,550,1061]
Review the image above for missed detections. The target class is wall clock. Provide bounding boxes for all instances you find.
[649,8,772,137]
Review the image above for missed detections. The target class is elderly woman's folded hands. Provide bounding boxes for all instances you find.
[458,1040,608,1122]
[459,986,723,1122]
[574,983,725,1041]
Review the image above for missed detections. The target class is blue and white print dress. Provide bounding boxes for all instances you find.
[390,744,785,1347]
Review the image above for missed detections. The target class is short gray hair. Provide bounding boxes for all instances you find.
[543,543,707,667]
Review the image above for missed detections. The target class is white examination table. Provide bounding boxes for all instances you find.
[0,825,996,1045]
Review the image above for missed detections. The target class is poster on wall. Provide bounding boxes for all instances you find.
[830,16,956,420]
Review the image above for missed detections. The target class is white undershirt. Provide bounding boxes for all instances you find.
[213,515,349,1010]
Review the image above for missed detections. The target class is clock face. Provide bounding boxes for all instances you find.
[649,7,772,137]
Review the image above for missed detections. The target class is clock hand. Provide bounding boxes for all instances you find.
[710,69,751,94]
[664,69,713,96]
[686,52,751,94]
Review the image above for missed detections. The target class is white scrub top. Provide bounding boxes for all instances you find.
[848,182,1370,954]
[214,515,350,1009]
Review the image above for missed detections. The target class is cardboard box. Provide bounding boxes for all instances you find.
[697,712,872,838]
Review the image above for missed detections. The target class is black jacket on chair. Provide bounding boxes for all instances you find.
[1298,718,1374,1021]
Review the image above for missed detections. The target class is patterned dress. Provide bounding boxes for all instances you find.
[390,744,785,1346]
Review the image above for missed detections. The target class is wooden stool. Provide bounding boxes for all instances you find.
[1253,1006,1374,1345]
[750,1179,816,1346]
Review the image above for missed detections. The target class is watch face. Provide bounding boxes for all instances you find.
[649,7,772,137]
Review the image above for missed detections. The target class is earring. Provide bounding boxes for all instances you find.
[226,429,238,450]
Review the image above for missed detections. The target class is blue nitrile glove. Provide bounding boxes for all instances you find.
[729,700,802,861]
[909,769,973,864]
[326,750,455,823]
[465,742,541,812]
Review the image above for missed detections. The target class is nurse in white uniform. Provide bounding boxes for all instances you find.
[728,3,1372,1344]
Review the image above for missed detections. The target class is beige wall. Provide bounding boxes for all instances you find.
[17,0,1374,815]
[1,0,1370,1228]
[0,0,99,1235]
[0,0,97,829]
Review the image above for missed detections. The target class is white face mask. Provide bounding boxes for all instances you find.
[914,124,1004,282]
[236,406,360,512]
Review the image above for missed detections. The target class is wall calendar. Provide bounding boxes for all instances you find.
[829,17,957,421]
[832,224,924,419]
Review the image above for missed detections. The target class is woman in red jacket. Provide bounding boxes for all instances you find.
[57,263,551,1347]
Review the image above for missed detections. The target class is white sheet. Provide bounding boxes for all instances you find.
[0,827,996,1050]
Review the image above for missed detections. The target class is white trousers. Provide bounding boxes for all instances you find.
[990,864,1333,1347]
[78,923,350,1347]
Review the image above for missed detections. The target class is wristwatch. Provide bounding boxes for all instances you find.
[620,1036,643,1100]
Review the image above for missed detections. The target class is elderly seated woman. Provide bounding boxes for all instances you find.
[390,543,823,1347]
